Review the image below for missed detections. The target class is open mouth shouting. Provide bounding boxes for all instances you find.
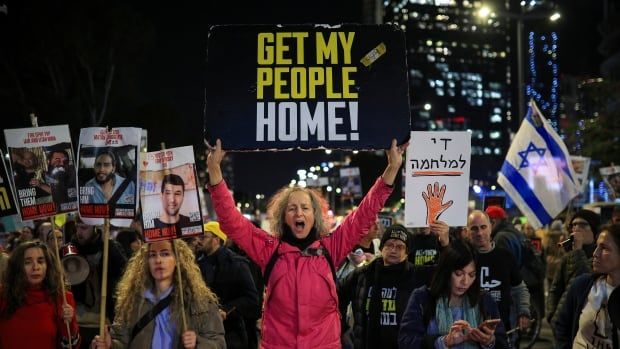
[291,220,308,237]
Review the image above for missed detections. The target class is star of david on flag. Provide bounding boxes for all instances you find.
[497,101,580,228]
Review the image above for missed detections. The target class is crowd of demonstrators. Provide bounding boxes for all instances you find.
[399,239,508,348]
[115,228,144,259]
[338,224,425,349]
[544,220,567,286]
[467,210,531,344]
[0,241,81,348]
[196,221,260,349]
[206,138,405,348]
[71,219,128,348]
[335,218,384,282]
[91,239,225,349]
[547,209,601,328]
[408,220,450,287]
[554,223,620,348]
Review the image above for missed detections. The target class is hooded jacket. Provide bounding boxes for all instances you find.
[209,177,392,349]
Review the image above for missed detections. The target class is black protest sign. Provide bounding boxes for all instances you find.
[205,24,411,150]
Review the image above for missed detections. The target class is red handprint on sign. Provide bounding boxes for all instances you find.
[422,182,453,225]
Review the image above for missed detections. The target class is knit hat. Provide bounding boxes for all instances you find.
[485,206,507,219]
[379,224,410,252]
[204,221,227,242]
[570,209,601,238]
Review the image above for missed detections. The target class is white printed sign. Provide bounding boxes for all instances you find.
[404,131,471,227]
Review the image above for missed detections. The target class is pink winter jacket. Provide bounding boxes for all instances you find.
[209,177,393,349]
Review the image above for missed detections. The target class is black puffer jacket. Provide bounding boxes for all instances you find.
[197,246,260,349]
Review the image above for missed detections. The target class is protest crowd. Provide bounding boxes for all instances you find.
[0,132,619,349]
[1,24,620,349]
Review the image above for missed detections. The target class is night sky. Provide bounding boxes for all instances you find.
[0,0,606,197]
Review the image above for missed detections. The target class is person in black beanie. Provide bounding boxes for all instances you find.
[338,224,425,349]
[547,209,601,327]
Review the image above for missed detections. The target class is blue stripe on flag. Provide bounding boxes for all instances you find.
[500,160,553,224]
[525,112,575,183]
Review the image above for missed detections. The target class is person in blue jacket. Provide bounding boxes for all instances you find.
[398,239,508,348]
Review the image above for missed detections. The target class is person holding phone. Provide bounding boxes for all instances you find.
[398,240,508,348]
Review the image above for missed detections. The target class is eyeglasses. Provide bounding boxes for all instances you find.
[468,224,488,233]
[383,242,406,252]
[568,221,590,230]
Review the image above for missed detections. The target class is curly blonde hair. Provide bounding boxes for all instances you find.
[267,186,330,238]
[113,239,218,326]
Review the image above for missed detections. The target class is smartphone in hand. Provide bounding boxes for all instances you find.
[478,319,501,332]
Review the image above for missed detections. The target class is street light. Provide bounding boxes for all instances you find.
[477,4,561,120]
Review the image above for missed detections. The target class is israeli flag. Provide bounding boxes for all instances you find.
[498,101,579,228]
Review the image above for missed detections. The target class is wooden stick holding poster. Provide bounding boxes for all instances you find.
[50,215,73,349]
[76,127,141,340]
[404,131,471,227]
[99,218,110,339]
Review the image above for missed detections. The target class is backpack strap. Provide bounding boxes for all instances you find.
[130,293,173,343]
[263,240,337,287]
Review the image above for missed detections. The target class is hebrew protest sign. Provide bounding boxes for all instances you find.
[404,131,471,227]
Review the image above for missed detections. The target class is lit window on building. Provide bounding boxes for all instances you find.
[494,147,502,155]
[483,147,492,154]
[489,131,501,139]
[490,114,502,123]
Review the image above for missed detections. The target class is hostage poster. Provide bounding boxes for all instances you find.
[205,24,411,150]
[140,146,203,242]
[4,125,78,221]
[77,127,141,219]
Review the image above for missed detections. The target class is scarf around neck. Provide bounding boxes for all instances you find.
[436,295,481,349]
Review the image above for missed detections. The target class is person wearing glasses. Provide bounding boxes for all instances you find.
[338,224,424,349]
[466,210,530,345]
[547,209,601,328]
[554,223,620,348]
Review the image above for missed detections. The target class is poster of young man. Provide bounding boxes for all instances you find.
[140,146,203,242]
[204,24,411,150]
[339,166,362,200]
[0,150,18,218]
[77,127,141,219]
[4,125,78,220]
[404,131,471,227]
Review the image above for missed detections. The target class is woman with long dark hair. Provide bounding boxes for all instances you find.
[398,240,508,348]
[0,241,80,348]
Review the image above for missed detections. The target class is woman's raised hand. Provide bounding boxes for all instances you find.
[382,138,408,186]
[206,139,226,185]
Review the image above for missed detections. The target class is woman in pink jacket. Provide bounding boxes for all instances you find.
[206,139,405,349]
